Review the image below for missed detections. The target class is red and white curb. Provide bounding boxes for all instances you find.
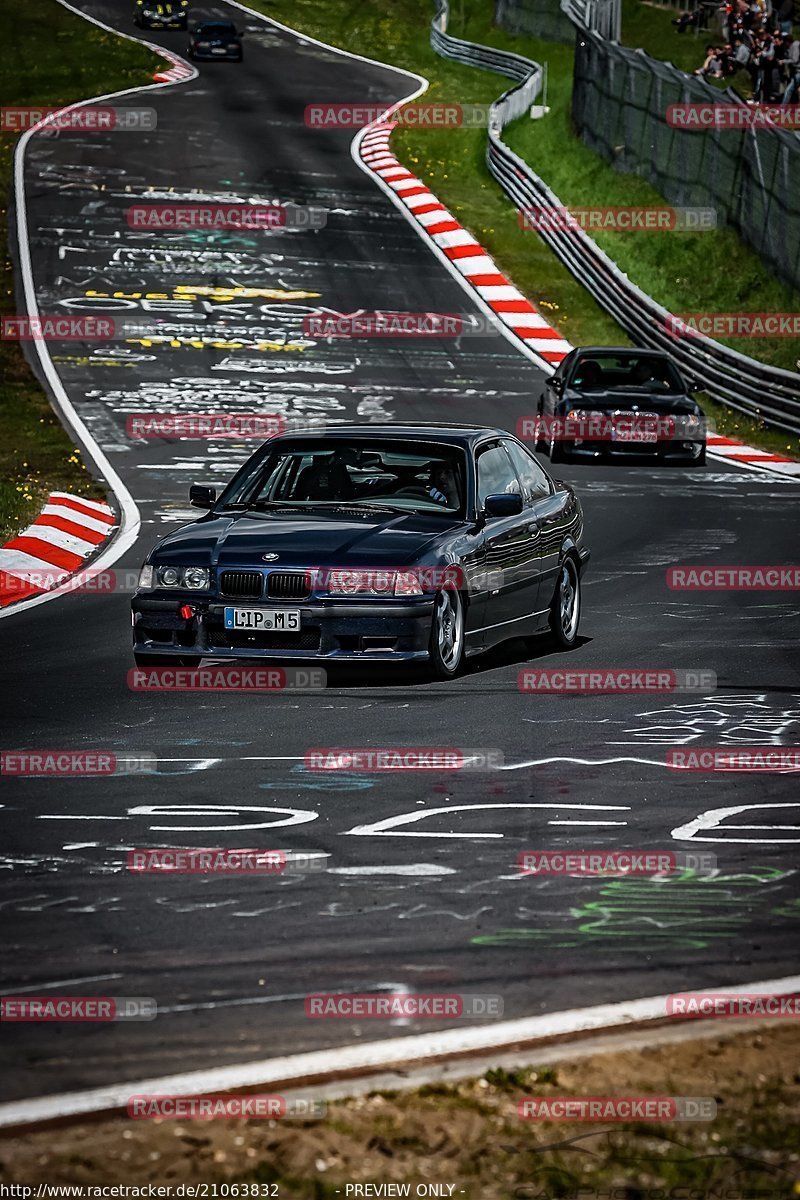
[355,124,571,368]
[0,493,116,609]
[707,433,800,477]
[153,49,195,83]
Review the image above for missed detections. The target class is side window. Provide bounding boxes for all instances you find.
[503,440,551,504]
[476,445,521,508]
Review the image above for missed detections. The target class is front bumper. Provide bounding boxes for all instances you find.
[564,438,705,460]
[190,45,242,58]
[132,594,436,661]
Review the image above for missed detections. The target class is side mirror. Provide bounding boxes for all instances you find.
[550,376,565,392]
[189,484,216,509]
[238,28,245,36]
[686,378,700,392]
[484,493,523,518]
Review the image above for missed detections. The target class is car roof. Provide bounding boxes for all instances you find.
[274,424,511,449]
[571,346,672,360]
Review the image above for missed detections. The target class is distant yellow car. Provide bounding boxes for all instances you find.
[134,0,188,31]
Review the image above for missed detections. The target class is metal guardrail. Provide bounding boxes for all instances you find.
[561,0,620,42]
[429,0,800,435]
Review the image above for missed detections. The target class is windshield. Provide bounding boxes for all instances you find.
[217,440,467,517]
[569,354,685,394]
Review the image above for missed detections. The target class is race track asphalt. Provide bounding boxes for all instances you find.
[1,0,799,1102]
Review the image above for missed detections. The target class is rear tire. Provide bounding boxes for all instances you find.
[427,588,465,679]
[549,557,581,649]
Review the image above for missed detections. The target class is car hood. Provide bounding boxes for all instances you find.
[150,509,461,567]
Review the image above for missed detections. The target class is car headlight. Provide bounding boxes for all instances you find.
[153,565,210,590]
[195,40,210,48]
[680,413,702,431]
[326,569,395,596]
[183,566,210,590]
[138,564,154,589]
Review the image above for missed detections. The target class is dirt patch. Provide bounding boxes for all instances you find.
[2,1024,799,1196]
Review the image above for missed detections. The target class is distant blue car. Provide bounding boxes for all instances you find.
[188,20,244,61]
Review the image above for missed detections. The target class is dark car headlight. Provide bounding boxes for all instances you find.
[325,569,423,597]
[139,565,211,590]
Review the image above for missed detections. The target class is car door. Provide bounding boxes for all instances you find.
[503,438,561,614]
[475,442,541,636]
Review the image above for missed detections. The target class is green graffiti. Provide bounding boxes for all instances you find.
[472,867,795,951]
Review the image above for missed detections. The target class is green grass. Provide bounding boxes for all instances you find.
[258,0,800,458]
[0,0,159,540]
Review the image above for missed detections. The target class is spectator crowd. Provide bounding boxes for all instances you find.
[673,0,800,101]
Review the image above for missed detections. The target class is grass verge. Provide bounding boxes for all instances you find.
[2,1024,798,1193]
[256,0,800,459]
[0,0,159,541]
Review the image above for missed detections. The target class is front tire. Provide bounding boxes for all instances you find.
[428,588,465,679]
[549,557,581,649]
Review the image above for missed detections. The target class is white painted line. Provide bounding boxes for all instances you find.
[1,974,798,1129]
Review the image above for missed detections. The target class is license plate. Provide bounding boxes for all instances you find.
[224,607,300,631]
[614,428,658,444]
[212,46,227,53]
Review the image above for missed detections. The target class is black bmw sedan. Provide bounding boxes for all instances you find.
[131,426,590,679]
[187,20,244,61]
[535,347,707,464]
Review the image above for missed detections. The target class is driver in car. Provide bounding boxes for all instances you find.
[294,449,356,500]
[425,461,459,507]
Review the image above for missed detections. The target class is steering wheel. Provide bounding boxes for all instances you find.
[394,486,437,500]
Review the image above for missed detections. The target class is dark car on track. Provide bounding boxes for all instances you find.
[132,425,590,678]
[536,347,707,465]
[187,20,244,61]
[134,0,188,30]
